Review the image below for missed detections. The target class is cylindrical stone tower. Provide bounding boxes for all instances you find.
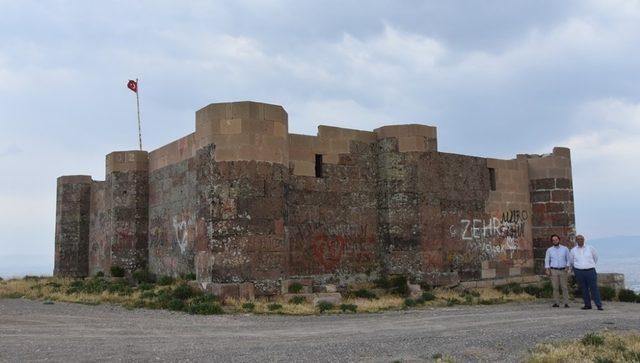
[54,175,92,277]
[105,150,149,274]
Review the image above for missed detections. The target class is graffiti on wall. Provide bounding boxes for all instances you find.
[172,212,194,254]
[292,223,377,273]
[449,210,529,262]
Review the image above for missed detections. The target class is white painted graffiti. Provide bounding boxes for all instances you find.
[172,215,191,254]
[449,211,528,260]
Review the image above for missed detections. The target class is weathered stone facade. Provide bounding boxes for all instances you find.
[54,101,576,294]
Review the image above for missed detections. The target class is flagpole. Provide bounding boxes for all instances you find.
[136,78,142,150]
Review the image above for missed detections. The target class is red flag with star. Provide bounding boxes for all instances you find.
[127,79,138,93]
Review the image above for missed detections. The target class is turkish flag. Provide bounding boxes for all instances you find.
[127,79,138,93]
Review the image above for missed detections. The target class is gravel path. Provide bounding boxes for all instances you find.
[1,298,639,362]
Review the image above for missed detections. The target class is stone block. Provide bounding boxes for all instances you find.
[239,282,255,300]
[475,279,494,288]
[481,268,496,279]
[313,293,342,306]
[521,275,541,284]
[408,283,422,299]
[509,267,521,276]
[460,281,477,289]
[492,278,508,286]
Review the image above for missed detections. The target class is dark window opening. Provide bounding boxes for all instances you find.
[315,154,323,178]
[488,168,496,191]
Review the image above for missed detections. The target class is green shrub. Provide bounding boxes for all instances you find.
[421,291,436,301]
[172,283,194,300]
[599,286,615,301]
[373,276,391,289]
[618,289,638,302]
[141,290,156,299]
[138,282,154,291]
[541,281,553,298]
[420,282,433,291]
[353,288,377,299]
[24,275,43,280]
[288,282,304,293]
[190,293,218,304]
[67,278,111,294]
[594,357,614,363]
[153,288,173,308]
[108,281,132,295]
[182,272,197,281]
[95,271,105,278]
[340,303,357,313]
[317,301,334,313]
[581,333,604,346]
[157,275,175,286]
[242,302,255,311]
[132,269,155,283]
[496,282,523,294]
[524,285,542,297]
[167,298,185,311]
[446,298,460,306]
[404,298,417,307]
[110,266,125,278]
[390,275,409,296]
[268,303,282,311]
[187,301,224,315]
[288,295,306,305]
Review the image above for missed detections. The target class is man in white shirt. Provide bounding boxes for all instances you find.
[545,234,570,308]
[569,234,603,310]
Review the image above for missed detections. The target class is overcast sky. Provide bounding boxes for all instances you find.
[1,0,639,276]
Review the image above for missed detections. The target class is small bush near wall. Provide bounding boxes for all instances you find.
[340,304,357,313]
[110,266,125,278]
[618,289,638,302]
[317,301,334,313]
[599,286,615,301]
[288,282,304,293]
[157,276,174,286]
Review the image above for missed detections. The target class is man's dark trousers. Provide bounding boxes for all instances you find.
[574,268,602,308]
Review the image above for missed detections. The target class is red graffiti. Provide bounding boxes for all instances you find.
[311,234,346,272]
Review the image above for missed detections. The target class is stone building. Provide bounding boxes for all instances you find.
[54,101,576,295]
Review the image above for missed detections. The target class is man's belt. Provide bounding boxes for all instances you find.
[550,267,566,270]
[574,267,595,271]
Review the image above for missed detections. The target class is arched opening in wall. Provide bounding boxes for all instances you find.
[315,154,323,178]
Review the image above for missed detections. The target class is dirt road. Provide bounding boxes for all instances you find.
[1,299,639,362]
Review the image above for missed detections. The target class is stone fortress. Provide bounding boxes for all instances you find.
[54,101,576,296]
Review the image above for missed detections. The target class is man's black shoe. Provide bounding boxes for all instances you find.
[597,306,604,311]
[552,303,559,308]
[564,304,570,308]
[581,306,592,310]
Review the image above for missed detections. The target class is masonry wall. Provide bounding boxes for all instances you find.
[288,140,380,278]
[527,147,575,273]
[54,101,575,291]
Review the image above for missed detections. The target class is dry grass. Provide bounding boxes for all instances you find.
[528,330,640,363]
[0,277,142,306]
[1,276,538,315]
